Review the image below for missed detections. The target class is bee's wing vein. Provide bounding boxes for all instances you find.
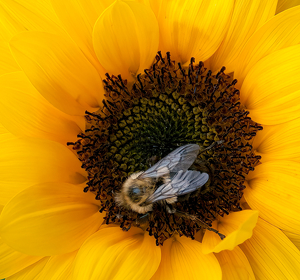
[139,144,200,179]
[145,170,209,203]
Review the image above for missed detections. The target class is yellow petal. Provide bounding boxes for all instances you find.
[0,182,103,256]
[6,258,49,280]
[0,41,19,75]
[252,118,300,162]
[276,0,300,14]
[34,251,77,280]
[202,210,258,254]
[0,238,42,279]
[0,71,82,144]
[240,44,300,125]
[144,0,160,18]
[51,0,114,31]
[240,218,300,280]
[73,226,161,280]
[93,0,159,80]
[0,137,86,205]
[155,0,234,65]
[235,5,300,87]
[209,0,277,73]
[245,160,300,234]
[215,246,255,280]
[151,235,221,280]
[10,31,104,116]
[0,0,64,41]
[0,123,16,142]
[283,231,300,251]
[51,0,115,77]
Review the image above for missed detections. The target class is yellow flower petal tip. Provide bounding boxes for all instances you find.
[73,226,161,280]
[151,234,222,279]
[93,0,159,80]
[9,31,104,116]
[202,210,259,254]
[156,0,234,65]
[0,182,103,256]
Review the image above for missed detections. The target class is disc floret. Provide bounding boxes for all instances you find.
[68,52,262,245]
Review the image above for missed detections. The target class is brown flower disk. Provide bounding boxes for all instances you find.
[68,52,262,245]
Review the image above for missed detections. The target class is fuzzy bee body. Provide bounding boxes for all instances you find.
[115,144,209,214]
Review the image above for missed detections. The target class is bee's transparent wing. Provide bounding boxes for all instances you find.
[145,170,209,203]
[139,144,200,179]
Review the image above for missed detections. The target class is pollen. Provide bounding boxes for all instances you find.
[68,52,262,245]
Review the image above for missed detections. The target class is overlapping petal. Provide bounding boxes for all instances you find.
[240,219,300,280]
[276,0,300,14]
[240,44,300,125]
[0,182,103,256]
[0,137,86,205]
[153,0,234,65]
[214,246,255,280]
[151,235,221,280]
[245,160,300,234]
[34,251,77,280]
[0,124,15,142]
[93,0,159,80]
[235,5,300,86]
[284,231,300,251]
[51,0,114,77]
[0,41,19,75]
[5,258,49,280]
[209,0,277,73]
[202,210,258,254]
[0,0,64,41]
[0,238,42,279]
[73,226,160,280]
[0,71,83,144]
[10,31,104,116]
[252,118,300,162]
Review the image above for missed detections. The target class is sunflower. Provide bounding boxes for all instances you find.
[1,0,300,279]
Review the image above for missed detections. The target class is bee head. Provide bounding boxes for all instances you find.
[114,172,154,214]
[128,185,144,203]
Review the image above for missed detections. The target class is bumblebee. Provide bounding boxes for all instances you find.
[115,144,209,213]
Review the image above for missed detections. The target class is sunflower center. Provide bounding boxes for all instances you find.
[68,52,262,245]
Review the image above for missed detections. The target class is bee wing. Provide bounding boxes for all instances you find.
[145,170,209,203]
[139,144,200,179]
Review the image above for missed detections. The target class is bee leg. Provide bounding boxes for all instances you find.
[177,193,191,202]
[205,227,226,240]
[192,159,214,195]
[122,224,131,231]
[137,213,150,225]
[115,212,123,219]
[135,213,152,230]
[166,204,176,214]
[146,155,159,167]
[175,210,226,240]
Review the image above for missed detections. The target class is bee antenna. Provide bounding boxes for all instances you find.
[199,140,224,154]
